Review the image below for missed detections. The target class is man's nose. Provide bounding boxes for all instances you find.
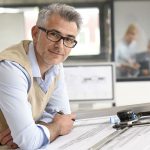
[56,38,64,47]
[54,38,64,50]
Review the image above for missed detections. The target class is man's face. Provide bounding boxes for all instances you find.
[32,14,78,68]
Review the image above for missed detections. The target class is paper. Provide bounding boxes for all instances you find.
[73,116,111,126]
[101,125,150,150]
[40,118,116,150]
[40,117,150,150]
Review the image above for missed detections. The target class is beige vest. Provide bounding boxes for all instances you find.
[0,41,58,149]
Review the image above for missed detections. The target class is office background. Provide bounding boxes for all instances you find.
[0,0,150,112]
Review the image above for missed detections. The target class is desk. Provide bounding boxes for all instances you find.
[41,103,150,150]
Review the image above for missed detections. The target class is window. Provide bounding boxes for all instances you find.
[114,0,150,81]
[0,7,39,51]
[67,2,112,62]
[70,7,100,56]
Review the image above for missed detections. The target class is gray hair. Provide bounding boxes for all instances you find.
[36,3,82,31]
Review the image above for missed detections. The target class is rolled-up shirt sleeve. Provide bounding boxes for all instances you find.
[0,61,50,150]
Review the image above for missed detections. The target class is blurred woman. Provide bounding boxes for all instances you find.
[116,24,140,78]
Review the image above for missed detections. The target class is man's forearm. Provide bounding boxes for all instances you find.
[37,121,60,142]
[37,113,76,142]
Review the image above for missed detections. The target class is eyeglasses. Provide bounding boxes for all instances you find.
[38,26,77,48]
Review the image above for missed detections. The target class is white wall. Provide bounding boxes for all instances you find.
[0,13,25,51]
[116,81,150,106]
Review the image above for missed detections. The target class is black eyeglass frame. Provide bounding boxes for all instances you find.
[38,26,77,48]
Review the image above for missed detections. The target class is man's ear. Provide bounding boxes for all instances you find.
[31,26,39,43]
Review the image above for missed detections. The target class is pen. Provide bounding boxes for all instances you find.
[57,111,75,121]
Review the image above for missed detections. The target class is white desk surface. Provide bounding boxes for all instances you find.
[40,103,150,150]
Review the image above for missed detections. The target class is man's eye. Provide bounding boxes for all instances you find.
[65,37,74,43]
[50,32,60,38]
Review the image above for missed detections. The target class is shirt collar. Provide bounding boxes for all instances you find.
[28,42,41,78]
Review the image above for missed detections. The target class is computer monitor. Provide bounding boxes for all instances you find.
[64,63,115,102]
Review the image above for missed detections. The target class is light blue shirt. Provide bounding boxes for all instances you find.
[0,42,71,149]
[116,40,137,66]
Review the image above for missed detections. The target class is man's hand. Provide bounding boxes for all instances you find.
[40,113,76,142]
[53,113,76,135]
[0,128,18,149]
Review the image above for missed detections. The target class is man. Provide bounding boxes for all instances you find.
[116,24,140,78]
[0,3,82,149]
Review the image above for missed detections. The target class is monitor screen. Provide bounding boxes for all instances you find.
[64,63,115,101]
